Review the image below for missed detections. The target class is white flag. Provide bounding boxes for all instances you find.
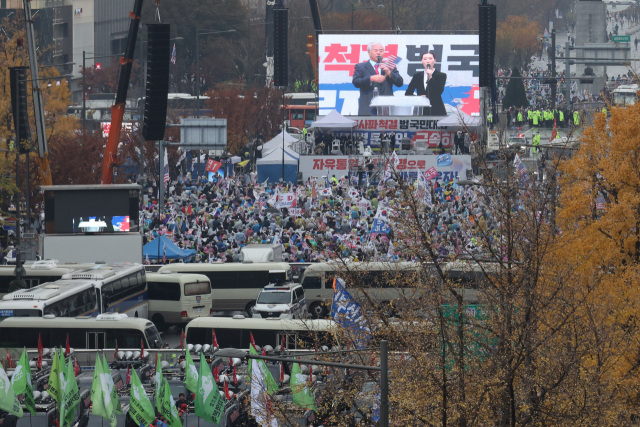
[251,361,278,427]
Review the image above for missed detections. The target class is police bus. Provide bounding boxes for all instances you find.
[0,263,148,319]
[0,260,96,299]
[185,316,334,350]
[157,262,292,314]
[0,314,163,351]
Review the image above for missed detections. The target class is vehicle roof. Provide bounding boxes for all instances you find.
[0,315,154,329]
[158,262,291,273]
[185,316,335,332]
[262,283,300,291]
[61,263,144,281]
[145,272,210,283]
[303,261,421,273]
[0,280,94,303]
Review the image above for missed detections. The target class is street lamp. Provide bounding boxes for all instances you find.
[195,28,236,117]
[215,341,390,427]
[351,4,385,31]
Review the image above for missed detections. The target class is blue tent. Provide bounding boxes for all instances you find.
[257,146,299,184]
[143,235,196,260]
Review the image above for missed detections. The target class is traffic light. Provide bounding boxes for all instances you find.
[273,8,289,87]
[142,24,171,141]
[9,67,31,153]
[478,3,496,88]
[306,35,318,83]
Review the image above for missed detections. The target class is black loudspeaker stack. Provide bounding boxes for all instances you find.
[142,24,171,141]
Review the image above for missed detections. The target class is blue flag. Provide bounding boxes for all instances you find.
[370,219,392,235]
[331,278,373,349]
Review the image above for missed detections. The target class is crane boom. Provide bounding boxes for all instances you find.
[23,0,51,185]
[101,0,144,184]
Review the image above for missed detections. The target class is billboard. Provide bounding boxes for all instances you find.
[318,34,479,117]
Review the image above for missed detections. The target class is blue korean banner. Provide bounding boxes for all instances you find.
[330,278,373,349]
[371,219,392,234]
[437,153,453,167]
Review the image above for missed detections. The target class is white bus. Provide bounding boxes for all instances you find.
[146,272,212,329]
[0,314,163,350]
[300,262,423,317]
[0,263,148,319]
[185,316,334,350]
[0,260,96,299]
[157,262,292,314]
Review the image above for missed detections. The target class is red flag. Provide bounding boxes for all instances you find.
[125,365,131,385]
[310,364,313,382]
[213,365,220,382]
[228,358,233,368]
[114,339,119,360]
[233,365,237,385]
[250,333,256,347]
[280,362,285,383]
[212,329,219,349]
[73,357,80,377]
[37,333,43,369]
[187,205,192,215]
[140,339,145,359]
[224,379,231,400]
[262,348,267,356]
[551,118,557,141]
[6,350,14,368]
[281,335,286,351]
[180,331,185,349]
[65,334,70,357]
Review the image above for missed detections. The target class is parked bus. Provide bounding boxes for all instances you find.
[300,261,493,317]
[300,262,423,317]
[157,262,292,314]
[0,260,95,299]
[146,272,212,329]
[185,316,334,350]
[0,314,163,350]
[0,263,148,319]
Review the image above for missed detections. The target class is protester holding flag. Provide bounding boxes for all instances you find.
[10,349,36,416]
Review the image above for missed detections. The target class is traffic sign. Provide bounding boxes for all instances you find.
[612,35,631,42]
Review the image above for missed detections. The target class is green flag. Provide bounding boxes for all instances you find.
[60,355,80,427]
[90,355,114,427]
[290,363,317,411]
[248,345,278,395]
[101,355,122,415]
[11,349,36,416]
[194,352,225,425]
[47,348,62,404]
[154,354,163,411]
[184,350,198,393]
[0,366,23,417]
[129,368,155,426]
[160,380,182,427]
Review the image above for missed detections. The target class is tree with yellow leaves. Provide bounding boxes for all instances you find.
[496,15,542,68]
[0,12,77,211]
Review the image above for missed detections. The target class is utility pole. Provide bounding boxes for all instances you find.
[565,41,572,110]
[82,50,86,129]
[550,29,557,110]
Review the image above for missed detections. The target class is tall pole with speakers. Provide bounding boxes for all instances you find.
[478,0,496,140]
[142,24,171,142]
[274,3,288,181]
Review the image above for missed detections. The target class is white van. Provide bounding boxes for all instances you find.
[146,272,212,329]
[253,283,307,319]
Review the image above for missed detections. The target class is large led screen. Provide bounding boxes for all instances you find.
[318,34,479,117]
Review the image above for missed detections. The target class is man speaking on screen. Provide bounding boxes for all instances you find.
[352,42,404,116]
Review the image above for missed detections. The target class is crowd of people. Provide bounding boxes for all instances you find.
[140,167,495,265]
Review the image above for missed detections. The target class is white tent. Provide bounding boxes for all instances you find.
[260,130,299,155]
[256,146,299,184]
[437,111,481,128]
[310,109,358,129]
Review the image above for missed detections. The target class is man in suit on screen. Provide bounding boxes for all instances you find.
[352,42,404,116]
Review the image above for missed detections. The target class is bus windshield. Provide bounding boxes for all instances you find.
[257,292,291,304]
[144,325,163,348]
